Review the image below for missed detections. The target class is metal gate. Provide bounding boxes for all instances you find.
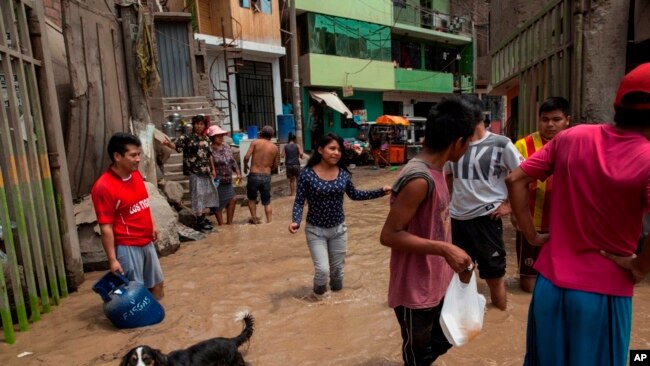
[155,20,194,97]
[490,0,573,138]
[236,61,275,130]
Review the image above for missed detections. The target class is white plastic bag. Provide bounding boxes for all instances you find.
[439,271,487,346]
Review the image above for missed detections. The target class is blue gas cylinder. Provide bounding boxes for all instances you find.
[92,272,165,329]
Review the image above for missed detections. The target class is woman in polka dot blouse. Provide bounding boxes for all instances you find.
[289,133,391,296]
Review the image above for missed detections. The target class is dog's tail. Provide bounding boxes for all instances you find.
[233,311,254,347]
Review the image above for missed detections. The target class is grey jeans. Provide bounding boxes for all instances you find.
[305,223,348,287]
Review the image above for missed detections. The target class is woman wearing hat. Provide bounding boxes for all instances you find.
[208,125,242,225]
[162,114,218,231]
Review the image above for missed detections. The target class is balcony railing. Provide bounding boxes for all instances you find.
[393,1,471,36]
[454,74,474,93]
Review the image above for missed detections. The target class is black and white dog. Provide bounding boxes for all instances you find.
[120,312,254,366]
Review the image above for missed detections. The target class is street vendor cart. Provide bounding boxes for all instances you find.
[373,115,409,165]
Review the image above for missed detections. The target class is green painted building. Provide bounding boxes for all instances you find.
[295,0,474,150]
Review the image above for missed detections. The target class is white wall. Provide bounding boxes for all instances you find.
[199,34,285,134]
[206,52,241,132]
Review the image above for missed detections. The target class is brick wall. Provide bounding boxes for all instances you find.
[43,0,63,28]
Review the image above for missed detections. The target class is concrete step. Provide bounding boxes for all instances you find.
[164,102,212,109]
[164,162,183,171]
[164,171,185,182]
[163,108,214,117]
[167,153,183,165]
[163,96,210,104]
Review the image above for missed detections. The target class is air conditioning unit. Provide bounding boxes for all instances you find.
[434,14,450,31]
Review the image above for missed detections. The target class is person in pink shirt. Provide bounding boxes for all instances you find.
[507,63,650,366]
[380,97,477,365]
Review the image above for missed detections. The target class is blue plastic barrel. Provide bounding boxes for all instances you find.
[92,272,165,329]
[277,114,296,143]
[247,125,258,139]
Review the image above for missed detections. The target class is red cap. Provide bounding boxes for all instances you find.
[614,63,650,110]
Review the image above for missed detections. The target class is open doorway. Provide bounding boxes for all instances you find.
[414,102,436,117]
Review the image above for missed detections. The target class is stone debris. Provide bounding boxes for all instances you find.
[177,223,206,242]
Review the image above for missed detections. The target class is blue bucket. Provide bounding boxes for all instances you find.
[247,125,258,139]
[277,115,296,143]
[92,272,165,329]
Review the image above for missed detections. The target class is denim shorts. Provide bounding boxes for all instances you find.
[246,173,272,205]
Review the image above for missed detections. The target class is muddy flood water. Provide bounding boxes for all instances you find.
[3,167,650,365]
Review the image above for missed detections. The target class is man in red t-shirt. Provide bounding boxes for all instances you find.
[91,133,164,299]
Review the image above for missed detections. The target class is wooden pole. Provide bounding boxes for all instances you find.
[0,169,26,337]
[0,247,16,343]
[0,100,41,322]
[119,2,158,183]
[0,0,46,320]
[32,1,84,289]
[11,3,62,307]
[12,57,59,311]
[0,48,50,317]
[25,61,67,301]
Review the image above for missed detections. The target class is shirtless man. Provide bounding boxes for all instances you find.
[243,125,279,223]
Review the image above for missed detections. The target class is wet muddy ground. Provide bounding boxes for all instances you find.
[2,166,650,365]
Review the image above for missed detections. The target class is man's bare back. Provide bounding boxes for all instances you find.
[245,138,278,175]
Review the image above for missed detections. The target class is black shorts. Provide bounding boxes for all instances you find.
[286,165,301,178]
[451,216,506,279]
[516,231,544,277]
[246,173,271,205]
[394,303,451,365]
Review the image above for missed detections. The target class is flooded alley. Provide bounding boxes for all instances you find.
[2,167,650,365]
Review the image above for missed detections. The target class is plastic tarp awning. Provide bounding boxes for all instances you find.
[309,91,353,118]
[375,115,410,126]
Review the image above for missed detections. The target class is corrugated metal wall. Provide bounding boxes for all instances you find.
[155,21,194,97]
[490,0,573,138]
